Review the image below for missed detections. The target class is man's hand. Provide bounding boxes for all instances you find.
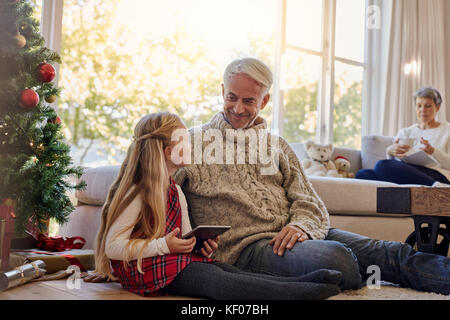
[269,226,309,256]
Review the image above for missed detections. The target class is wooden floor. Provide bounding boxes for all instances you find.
[2,278,449,300]
[0,279,196,300]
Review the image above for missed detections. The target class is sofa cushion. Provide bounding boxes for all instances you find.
[361,135,394,169]
[308,176,418,216]
[76,166,120,206]
[290,143,362,174]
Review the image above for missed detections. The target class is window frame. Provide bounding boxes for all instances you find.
[273,0,368,144]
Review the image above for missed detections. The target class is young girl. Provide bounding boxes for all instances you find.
[93,112,342,299]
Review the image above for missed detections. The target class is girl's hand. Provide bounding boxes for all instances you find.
[165,228,196,254]
[420,138,435,155]
[198,236,220,258]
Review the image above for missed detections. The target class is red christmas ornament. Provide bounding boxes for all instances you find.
[48,116,61,125]
[19,89,39,110]
[38,63,56,83]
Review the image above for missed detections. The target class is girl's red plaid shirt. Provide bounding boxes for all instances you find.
[110,178,212,296]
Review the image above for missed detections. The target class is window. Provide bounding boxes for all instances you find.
[38,0,367,165]
[57,0,277,167]
[276,0,367,149]
[334,61,363,148]
[333,0,365,149]
[285,0,323,52]
[281,49,321,143]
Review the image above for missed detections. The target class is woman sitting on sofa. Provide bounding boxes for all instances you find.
[356,87,450,186]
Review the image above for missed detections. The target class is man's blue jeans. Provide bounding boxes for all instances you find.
[234,228,450,295]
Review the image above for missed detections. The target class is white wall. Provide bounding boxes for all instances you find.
[445,0,450,120]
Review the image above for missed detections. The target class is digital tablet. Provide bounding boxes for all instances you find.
[182,225,231,250]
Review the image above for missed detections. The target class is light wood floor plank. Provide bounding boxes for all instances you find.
[0,279,199,300]
[0,281,81,300]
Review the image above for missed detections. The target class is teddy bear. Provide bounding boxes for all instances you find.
[301,140,341,177]
[334,155,355,178]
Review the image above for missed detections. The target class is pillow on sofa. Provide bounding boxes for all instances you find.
[76,165,120,206]
[361,135,393,169]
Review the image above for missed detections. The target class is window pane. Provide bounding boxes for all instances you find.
[333,61,363,149]
[281,49,321,143]
[286,0,323,52]
[58,0,276,166]
[335,0,365,62]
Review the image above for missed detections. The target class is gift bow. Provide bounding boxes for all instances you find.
[36,234,86,252]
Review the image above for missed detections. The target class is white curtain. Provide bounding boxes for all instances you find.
[364,0,448,137]
[362,0,392,136]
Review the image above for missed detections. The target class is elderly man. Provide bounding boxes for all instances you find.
[173,57,450,295]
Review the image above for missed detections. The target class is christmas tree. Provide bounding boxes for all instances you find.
[0,0,86,236]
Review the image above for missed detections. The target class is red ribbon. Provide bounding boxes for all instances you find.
[36,234,86,252]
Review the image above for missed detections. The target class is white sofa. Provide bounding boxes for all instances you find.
[59,135,419,249]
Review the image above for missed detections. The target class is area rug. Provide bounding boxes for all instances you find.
[328,282,450,300]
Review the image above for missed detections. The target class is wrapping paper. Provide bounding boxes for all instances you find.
[9,249,94,274]
[0,260,46,291]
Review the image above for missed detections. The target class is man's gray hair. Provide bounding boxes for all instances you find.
[223,57,273,95]
[414,86,443,106]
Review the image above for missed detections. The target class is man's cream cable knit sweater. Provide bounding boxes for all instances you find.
[173,112,330,264]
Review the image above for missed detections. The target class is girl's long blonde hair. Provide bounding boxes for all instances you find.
[94,112,185,280]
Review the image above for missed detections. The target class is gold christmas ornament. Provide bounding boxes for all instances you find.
[45,95,56,103]
[14,33,26,48]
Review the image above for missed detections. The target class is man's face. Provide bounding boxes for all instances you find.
[222,73,270,129]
